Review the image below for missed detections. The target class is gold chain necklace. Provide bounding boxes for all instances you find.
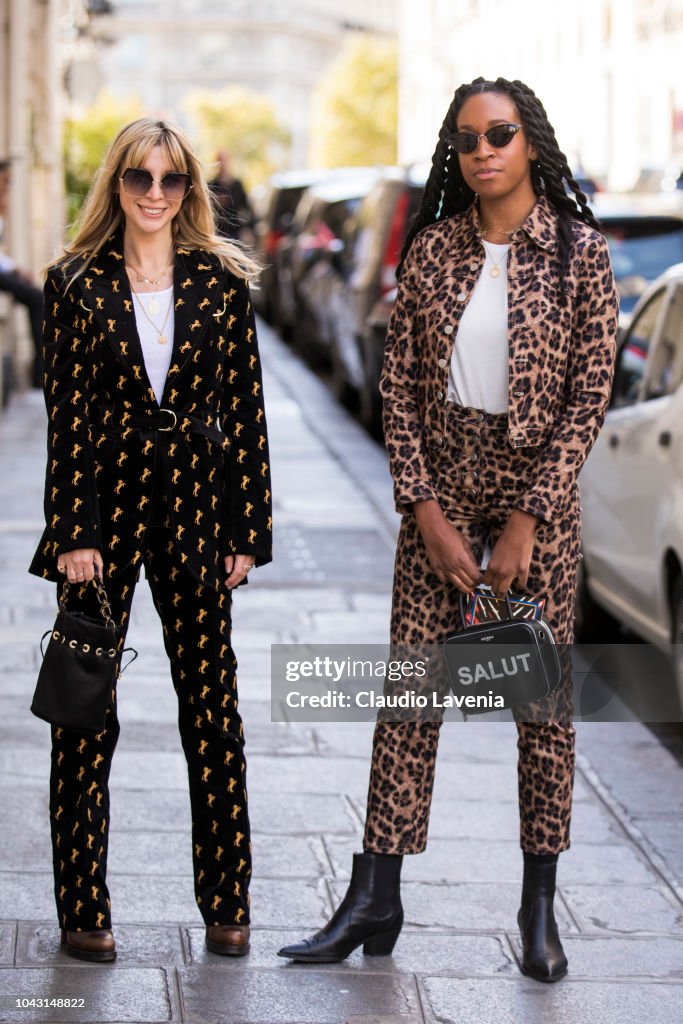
[129,279,174,346]
[125,258,173,287]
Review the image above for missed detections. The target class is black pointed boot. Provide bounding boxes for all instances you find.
[517,853,568,982]
[277,852,403,962]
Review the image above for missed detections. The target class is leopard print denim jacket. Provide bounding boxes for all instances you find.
[380,193,619,524]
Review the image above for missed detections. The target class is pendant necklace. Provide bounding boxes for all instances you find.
[130,279,174,345]
[482,240,509,279]
[479,219,522,277]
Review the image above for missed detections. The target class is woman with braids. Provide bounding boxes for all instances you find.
[279,78,618,980]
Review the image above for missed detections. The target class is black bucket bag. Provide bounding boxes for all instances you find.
[31,576,136,733]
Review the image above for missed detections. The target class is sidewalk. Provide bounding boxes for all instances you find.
[0,320,682,1024]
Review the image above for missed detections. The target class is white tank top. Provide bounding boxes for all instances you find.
[131,286,175,404]
[448,241,509,413]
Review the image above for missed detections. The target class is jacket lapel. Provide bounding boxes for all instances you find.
[82,233,156,403]
[159,247,224,406]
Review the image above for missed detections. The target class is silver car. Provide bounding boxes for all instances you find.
[577,262,683,714]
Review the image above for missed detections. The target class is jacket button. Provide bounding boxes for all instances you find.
[438,358,448,369]
[437,391,444,400]
[513,389,525,397]
[469,261,478,271]
[436,435,444,446]
[457,292,467,302]
[444,324,454,334]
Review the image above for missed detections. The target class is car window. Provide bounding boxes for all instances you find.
[612,288,666,407]
[602,217,683,314]
[644,284,683,399]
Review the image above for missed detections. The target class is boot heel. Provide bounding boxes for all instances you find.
[60,929,66,946]
[362,924,401,956]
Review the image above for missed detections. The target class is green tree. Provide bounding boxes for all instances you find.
[183,87,290,189]
[64,91,144,225]
[309,36,398,168]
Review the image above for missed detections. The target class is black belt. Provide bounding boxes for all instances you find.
[98,405,230,449]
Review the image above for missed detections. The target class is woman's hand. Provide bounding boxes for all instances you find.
[225,553,256,590]
[482,510,539,597]
[57,549,104,583]
[414,500,483,593]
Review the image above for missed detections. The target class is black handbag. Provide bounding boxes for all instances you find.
[443,587,562,716]
[31,576,130,734]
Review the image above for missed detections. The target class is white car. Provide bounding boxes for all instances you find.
[577,262,683,715]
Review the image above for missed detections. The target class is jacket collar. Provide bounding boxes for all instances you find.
[466,192,558,254]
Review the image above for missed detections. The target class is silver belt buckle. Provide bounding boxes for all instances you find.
[158,408,178,432]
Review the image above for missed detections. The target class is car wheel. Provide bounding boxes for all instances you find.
[672,578,683,718]
[573,556,619,642]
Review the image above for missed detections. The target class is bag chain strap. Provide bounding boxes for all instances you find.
[59,576,117,631]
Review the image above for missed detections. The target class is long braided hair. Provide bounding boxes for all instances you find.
[399,77,601,291]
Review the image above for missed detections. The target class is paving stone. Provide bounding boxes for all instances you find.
[329,880,575,934]
[0,966,172,1022]
[15,923,185,967]
[327,837,659,886]
[246,755,374,796]
[422,976,683,1024]
[0,788,51,869]
[106,831,326,881]
[510,934,683,979]
[249,791,361,836]
[0,923,15,965]
[178,966,419,1024]
[103,788,191,832]
[184,926,514,977]
[0,875,55,920]
[562,884,683,934]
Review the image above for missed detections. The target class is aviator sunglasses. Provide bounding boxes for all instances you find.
[447,122,524,155]
[119,167,193,201]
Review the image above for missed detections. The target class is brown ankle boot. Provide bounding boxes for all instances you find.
[60,928,116,962]
[205,924,250,956]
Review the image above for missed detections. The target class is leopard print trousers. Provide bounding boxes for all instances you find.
[364,401,581,855]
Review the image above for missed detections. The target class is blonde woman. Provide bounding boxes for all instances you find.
[30,118,272,961]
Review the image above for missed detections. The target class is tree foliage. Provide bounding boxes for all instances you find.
[183,87,290,189]
[64,91,144,225]
[309,36,398,168]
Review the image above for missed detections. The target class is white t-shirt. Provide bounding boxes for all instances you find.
[448,241,509,413]
[131,286,174,404]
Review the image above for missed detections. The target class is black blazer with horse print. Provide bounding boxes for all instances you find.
[29,231,272,590]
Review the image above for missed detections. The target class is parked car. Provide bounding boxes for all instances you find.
[251,169,330,323]
[593,194,683,326]
[577,262,683,716]
[325,165,427,426]
[274,169,382,360]
[632,165,683,194]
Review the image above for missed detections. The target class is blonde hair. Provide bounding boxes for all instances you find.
[54,117,259,284]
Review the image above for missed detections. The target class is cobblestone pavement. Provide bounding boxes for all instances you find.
[0,321,681,1024]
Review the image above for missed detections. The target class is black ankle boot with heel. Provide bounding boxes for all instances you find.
[277,851,403,963]
[517,851,568,982]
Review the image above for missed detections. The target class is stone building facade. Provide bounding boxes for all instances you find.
[398,0,683,191]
